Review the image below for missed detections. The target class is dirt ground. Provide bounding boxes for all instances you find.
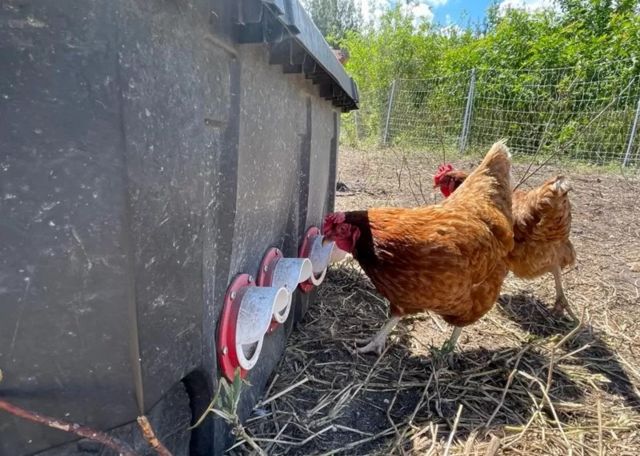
[239,146,640,455]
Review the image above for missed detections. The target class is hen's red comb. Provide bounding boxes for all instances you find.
[437,163,453,173]
[433,163,454,185]
[322,212,346,234]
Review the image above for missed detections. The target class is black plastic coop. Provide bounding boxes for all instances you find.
[0,1,358,454]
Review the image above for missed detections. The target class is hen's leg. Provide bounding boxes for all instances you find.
[356,316,402,355]
[439,326,462,354]
[551,266,576,319]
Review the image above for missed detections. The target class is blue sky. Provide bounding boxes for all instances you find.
[432,0,492,27]
[359,0,556,28]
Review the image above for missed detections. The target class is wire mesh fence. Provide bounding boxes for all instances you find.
[342,62,640,169]
[340,88,389,146]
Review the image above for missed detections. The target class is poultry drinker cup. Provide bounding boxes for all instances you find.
[257,247,313,327]
[217,274,289,380]
[298,226,336,293]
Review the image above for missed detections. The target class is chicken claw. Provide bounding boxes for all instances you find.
[552,267,577,320]
[439,326,462,354]
[552,294,577,321]
[356,338,386,355]
[354,316,401,356]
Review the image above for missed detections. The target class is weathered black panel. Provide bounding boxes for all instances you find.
[113,0,233,412]
[0,2,140,453]
[33,381,192,456]
[0,0,351,454]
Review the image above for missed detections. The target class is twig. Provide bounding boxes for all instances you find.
[387,365,406,444]
[484,435,501,456]
[297,425,335,446]
[0,398,137,456]
[597,397,604,456]
[258,377,309,407]
[518,371,572,450]
[553,312,585,350]
[443,403,463,456]
[484,346,529,429]
[137,416,173,456]
[264,417,291,454]
[462,430,477,455]
[235,425,268,456]
[316,424,399,456]
[425,423,439,456]
[395,371,435,449]
[333,424,374,437]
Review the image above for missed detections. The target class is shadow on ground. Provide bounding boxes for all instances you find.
[240,265,640,455]
[497,292,640,412]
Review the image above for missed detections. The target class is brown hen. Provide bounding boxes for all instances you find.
[323,142,514,355]
[434,167,576,318]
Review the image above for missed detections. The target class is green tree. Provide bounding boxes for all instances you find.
[339,0,640,159]
[301,0,362,45]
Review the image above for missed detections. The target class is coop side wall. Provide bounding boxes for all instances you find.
[0,1,339,454]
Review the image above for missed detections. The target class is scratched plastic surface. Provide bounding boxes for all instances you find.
[0,0,356,454]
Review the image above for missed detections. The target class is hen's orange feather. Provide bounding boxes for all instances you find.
[437,170,575,282]
[333,141,514,327]
[508,176,575,278]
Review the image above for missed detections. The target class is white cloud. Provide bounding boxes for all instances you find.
[359,0,386,25]
[439,23,463,37]
[400,1,435,25]
[498,0,558,15]
[359,1,444,27]
[437,11,463,36]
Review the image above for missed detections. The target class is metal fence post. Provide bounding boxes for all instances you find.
[623,94,640,167]
[459,69,476,154]
[382,80,397,146]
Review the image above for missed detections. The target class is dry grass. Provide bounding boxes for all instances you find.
[236,146,640,455]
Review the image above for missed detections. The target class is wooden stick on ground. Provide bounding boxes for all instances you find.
[0,398,137,456]
[137,415,173,456]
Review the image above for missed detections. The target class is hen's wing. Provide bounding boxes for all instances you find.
[513,176,572,243]
[360,206,510,323]
[508,176,575,278]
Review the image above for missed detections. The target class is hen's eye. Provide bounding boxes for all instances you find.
[337,225,350,236]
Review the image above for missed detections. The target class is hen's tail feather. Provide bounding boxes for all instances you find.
[466,140,513,193]
[531,175,573,211]
[496,138,511,159]
[483,139,511,161]
[553,175,572,195]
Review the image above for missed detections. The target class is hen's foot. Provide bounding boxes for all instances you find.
[355,337,386,355]
[429,345,456,369]
[429,326,462,366]
[439,339,457,355]
[353,316,401,356]
[440,326,462,354]
[430,340,455,360]
[354,336,373,345]
[552,294,577,321]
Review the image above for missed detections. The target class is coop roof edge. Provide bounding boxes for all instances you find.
[235,0,359,112]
